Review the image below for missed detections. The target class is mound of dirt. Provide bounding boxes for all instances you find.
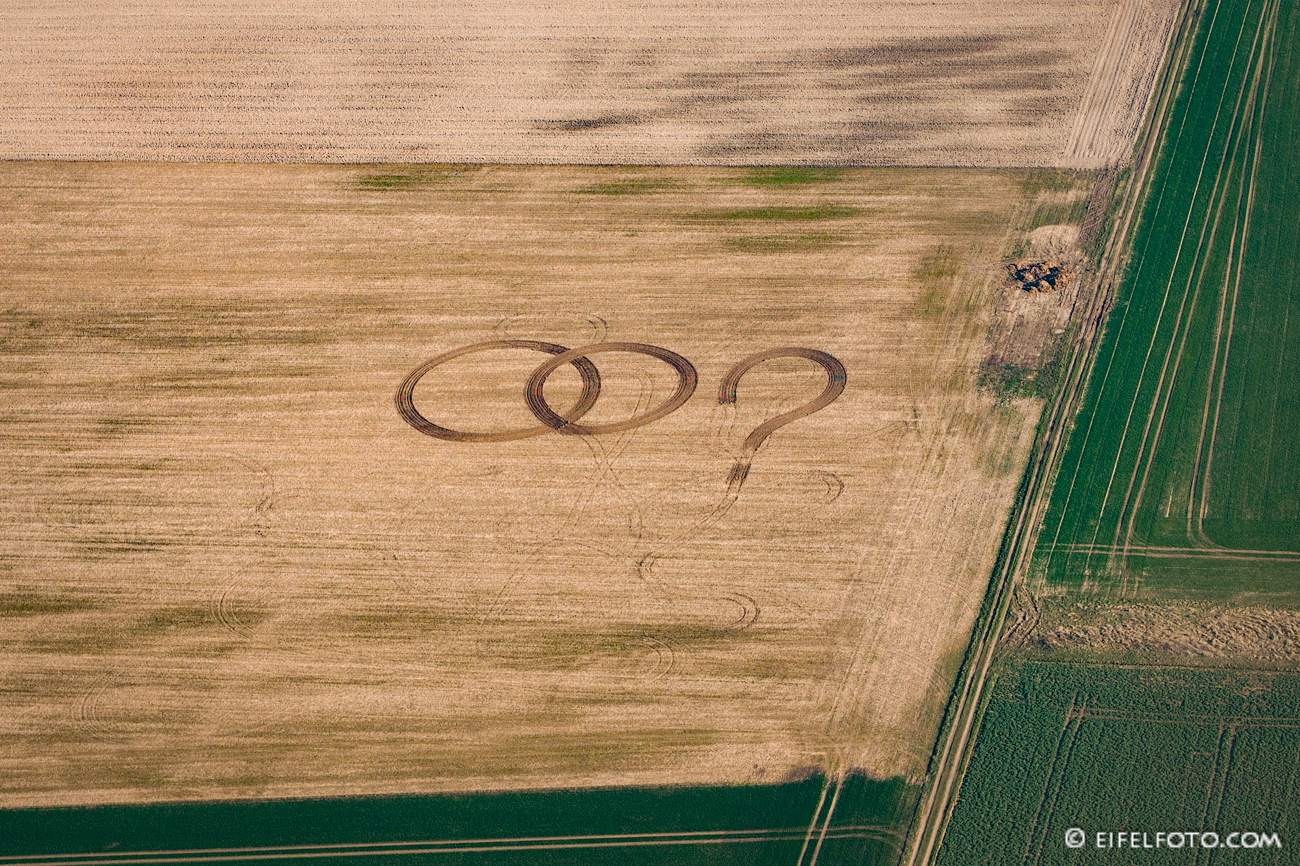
[1006,260,1074,293]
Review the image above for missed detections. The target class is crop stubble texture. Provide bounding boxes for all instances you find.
[0,0,1176,167]
[1,164,1040,806]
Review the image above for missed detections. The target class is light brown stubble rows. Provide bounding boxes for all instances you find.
[1,0,1175,167]
[1,163,1043,805]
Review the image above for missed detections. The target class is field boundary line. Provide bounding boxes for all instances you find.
[898,2,1208,863]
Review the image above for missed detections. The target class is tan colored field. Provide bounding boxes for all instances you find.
[0,0,1177,167]
[0,163,1070,806]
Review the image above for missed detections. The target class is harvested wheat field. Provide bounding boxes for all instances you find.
[0,162,1067,806]
[0,0,1177,167]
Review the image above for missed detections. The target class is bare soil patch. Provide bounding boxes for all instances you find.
[981,172,1096,389]
[1006,261,1076,294]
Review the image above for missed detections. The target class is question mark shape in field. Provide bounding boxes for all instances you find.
[636,346,847,587]
[718,348,847,494]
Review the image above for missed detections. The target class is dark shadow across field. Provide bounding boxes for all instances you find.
[0,775,916,866]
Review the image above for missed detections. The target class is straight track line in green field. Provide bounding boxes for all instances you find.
[1188,0,1276,544]
[791,773,843,866]
[1093,0,1260,567]
[1035,0,1299,594]
[935,664,1300,863]
[1044,543,1300,561]
[929,3,1300,829]
[1075,709,1300,726]
[1041,0,1232,561]
[1117,0,1282,571]
[1051,0,1269,578]
[0,825,902,866]
[1192,726,1238,866]
[1024,694,1082,866]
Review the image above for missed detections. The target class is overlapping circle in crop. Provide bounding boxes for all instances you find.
[525,342,698,435]
[396,340,845,444]
[395,339,602,442]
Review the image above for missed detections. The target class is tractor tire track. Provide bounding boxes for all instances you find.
[396,339,602,442]
[1118,0,1279,568]
[524,342,696,437]
[717,348,846,498]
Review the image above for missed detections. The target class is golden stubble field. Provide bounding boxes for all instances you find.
[0,0,1178,167]
[0,163,1055,806]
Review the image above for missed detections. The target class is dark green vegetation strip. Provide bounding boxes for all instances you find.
[0,776,916,866]
[937,662,1299,865]
[1034,0,1300,598]
[354,166,479,191]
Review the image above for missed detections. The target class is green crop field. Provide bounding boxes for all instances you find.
[937,661,1299,865]
[0,775,915,866]
[1033,0,1300,599]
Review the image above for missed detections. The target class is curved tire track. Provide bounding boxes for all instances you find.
[525,342,697,436]
[718,348,846,496]
[396,339,602,442]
